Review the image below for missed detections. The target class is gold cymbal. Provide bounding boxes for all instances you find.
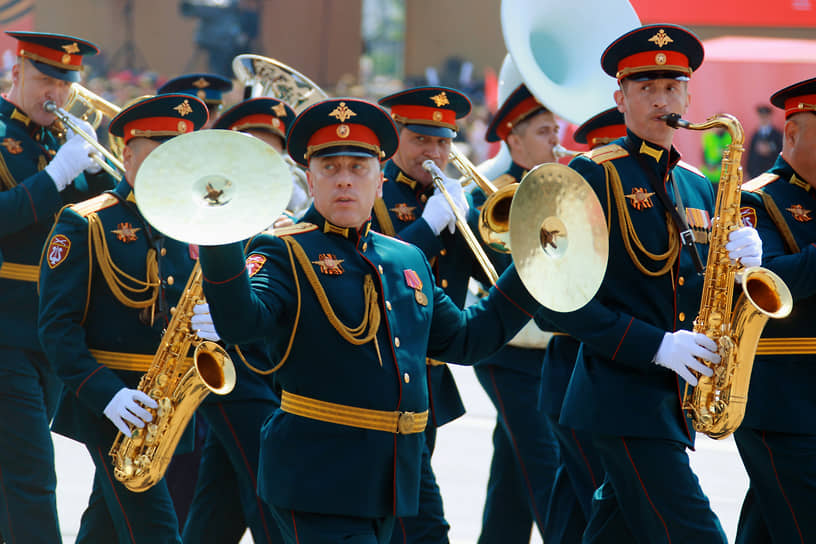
[134,129,293,246]
[509,163,608,312]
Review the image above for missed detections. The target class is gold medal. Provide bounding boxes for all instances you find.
[414,289,428,306]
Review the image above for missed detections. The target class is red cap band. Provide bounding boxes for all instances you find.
[616,50,691,80]
[305,123,381,160]
[784,94,816,119]
[124,117,194,144]
[496,96,544,141]
[18,41,83,70]
[229,113,286,137]
[389,104,457,130]
[587,124,626,147]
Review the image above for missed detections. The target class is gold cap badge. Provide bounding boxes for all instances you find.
[648,29,673,48]
[272,103,287,117]
[62,42,80,54]
[192,77,211,89]
[329,102,356,123]
[174,99,193,117]
[430,92,449,107]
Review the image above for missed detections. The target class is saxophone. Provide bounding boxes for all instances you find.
[109,262,236,492]
[662,113,793,439]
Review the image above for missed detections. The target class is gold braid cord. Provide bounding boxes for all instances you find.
[603,161,679,276]
[87,213,160,308]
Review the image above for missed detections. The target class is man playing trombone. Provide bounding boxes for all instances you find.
[0,30,113,544]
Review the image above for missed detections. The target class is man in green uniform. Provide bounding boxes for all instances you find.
[38,94,208,543]
[195,97,542,544]
[0,30,112,544]
[737,77,816,544]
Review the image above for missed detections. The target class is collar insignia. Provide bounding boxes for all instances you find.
[625,187,655,210]
[174,99,193,117]
[272,103,287,117]
[323,221,349,238]
[639,141,664,162]
[245,254,267,277]
[430,92,449,107]
[789,174,811,192]
[46,234,71,269]
[312,253,344,275]
[329,102,356,123]
[787,204,812,222]
[10,108,30,126]
[192,77,210,89]
[648,29,673,48]
[395,172,417,189]
[111,222,141,243]
[1,138,22,154]
[62,42,80,54]
[390,203,416,222]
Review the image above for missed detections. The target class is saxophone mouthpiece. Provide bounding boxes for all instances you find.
[660,113,686,128]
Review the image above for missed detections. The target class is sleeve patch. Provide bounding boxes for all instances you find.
[46,234,71,268]
[740,206,757,228]
[246,254,267,277]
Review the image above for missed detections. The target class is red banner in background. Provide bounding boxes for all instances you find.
[630,0,816,27]
[0,0,34,74]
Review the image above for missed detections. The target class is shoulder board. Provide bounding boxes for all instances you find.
[370,230,411,245]
[742,173,780,193]
[491,173,517,189]
[676,160,705,178]
[582,144,628,164]
[272,222,317,237]
[69,193,118,217]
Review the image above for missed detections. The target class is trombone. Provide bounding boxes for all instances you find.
[45,100,125,181]
[422,159,499,285]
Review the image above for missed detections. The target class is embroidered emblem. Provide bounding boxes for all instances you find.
[312,254,344,275]
[192,77,210,89]
[1,138,22,154]
[111,222,141,243]
[404,269,427,305]
[174,99,193,117]
[648,29,673,48]
[625,188,655,210]
[336,124,350,138]
[430,92,449,107]
[390,203,416,222]
[46,234,71,268]
[272,103,287,117]
[329,102,356,123]
[740,206,757,228]
[787,204,812,222]
[245,254,267,277]
[62,42,80,54]
[655,52,667,65]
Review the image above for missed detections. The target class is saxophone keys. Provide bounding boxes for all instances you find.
[145,423,159,444]
[157,374,169,387]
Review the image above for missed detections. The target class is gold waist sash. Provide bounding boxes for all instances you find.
[0,262,39,282]
[756,338,816,356]
[281,390,428,434]
[89,349,192,372]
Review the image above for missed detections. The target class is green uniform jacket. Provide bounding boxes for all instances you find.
[740,154,816,433]
[198,206,540,519]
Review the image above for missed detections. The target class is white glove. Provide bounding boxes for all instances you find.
[422,189,457,235]
[653,330,721,386]
[443,175,469,219]
[103,388,158,437]
[44,135,97,191]
[191,302,220,341]
[64,112,98,143]
[726,226,762,268]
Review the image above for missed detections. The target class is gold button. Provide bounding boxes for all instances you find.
[404,373,410,383]
[386,301,392,311]
[678,276,685,286]
[420,195,428,203]
[394,337,400,347]
[679,312,686,321]
[166,276,174,286]
[378,265,384,274]
[440,249,447,256]
[160,248,167,256]
[441,279,448,288]
[362,242,368,251]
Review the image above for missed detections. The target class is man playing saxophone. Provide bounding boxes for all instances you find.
[38,94,209,543]
[737,77,816,543]
[535,24,762,542]
[0,30,114,544]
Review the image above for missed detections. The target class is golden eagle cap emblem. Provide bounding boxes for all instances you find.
[271,103,288,117]
[174,99,193,117]
[648,29,673,48]
[430,92,450,107]
[192,77,211,89]
[329,102,356,123]
[62,42,80,54]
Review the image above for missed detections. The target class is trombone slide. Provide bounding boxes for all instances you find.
[422,160,499,285]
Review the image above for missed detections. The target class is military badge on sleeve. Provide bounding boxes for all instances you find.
[740,206,757,228]
[46,234,71,268]
[404,269,427,306]
[245,254,267,277]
